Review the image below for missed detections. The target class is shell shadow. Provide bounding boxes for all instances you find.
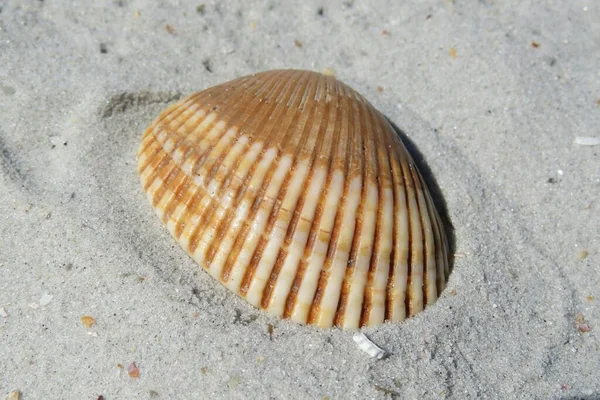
[386,118,456,278]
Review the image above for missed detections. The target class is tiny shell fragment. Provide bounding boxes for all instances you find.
[137,70,450,329]
[6,390,21,400]
[353,332,386,359]
[81,315,96,328]
[0,307,7,318]
[578,323,592,333]
[576,250,589,260]
[574,137,600,146]
[39,294,53,306]
[128,362,140,378]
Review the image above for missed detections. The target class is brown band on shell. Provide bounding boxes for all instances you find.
[306,86,352,326]
[333,89,367,328]
[184,74,288,256]
[235,74,315,294]
[258,73,325,309]
[212,74,309,283]
[282,80,343,320]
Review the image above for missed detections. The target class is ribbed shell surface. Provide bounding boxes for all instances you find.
[137,70,449,329]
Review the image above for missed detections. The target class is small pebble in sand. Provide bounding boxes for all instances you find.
[267,323,274,340]
[449,47,457,58]
[6,390,21,400]
[381,29,390,36]
[578,323,592,333]
[165,24,176,35]
[576,313,591,332]
[0,307,7,318]
[39,294,53,306]
[294,39,303,48]
[128,362,140,378]
[531,41,540,48]
[81,315,96,328]
[377,86,384,92]
[576,250,588,260]
[149,390,159,398]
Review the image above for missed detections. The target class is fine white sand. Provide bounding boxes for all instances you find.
[1,1,598,399]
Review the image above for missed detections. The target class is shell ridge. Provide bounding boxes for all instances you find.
[212,93,306,279]
[387,146,409,322]
[279,90,337,319]
[419,176,442,302]
[180,73,289,252]
[220,74,313,287]
[340,99,381,328]
[285,84,343,322]
[423,183,447,294]
[256,80,324,310]
[227,76,313,292]
[162,78,282,245]
[399,160,414,317]
[207,74,307,275]
[149,158,181,213]
[150,110,216,219]
[206,141,266,276]
[184,127,238,254]
[140,111,200,197]
[411,167,433,306]
[307,90,352,326]
[221,148,279,288]
[196,135,253,268]
[415,167,435,306]
[282,80,330,246]
[373,112,397,325]
[333,97,367,328]
[138,94,203,156]
[138,101,199,176]
[226,71,292,138]
[233,154,292,297]
[402,161,425,316]
[359,104,390,326]
[384,138,399,321]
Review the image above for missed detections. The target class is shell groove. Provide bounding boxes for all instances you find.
[137,70,449,329]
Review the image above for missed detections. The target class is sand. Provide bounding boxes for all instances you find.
[1,1,598,399]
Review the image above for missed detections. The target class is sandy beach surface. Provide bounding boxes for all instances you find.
[1,1,598,399]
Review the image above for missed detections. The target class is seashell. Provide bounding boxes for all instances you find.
[137,70,449,329]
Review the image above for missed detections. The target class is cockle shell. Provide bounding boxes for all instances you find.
[137,70,449,329]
